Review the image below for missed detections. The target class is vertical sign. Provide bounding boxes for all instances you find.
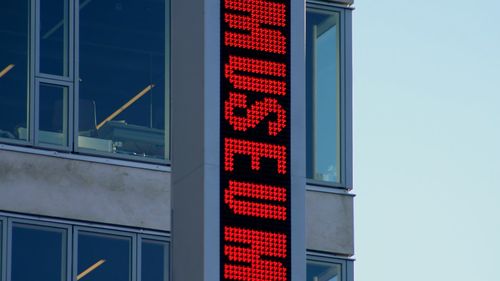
[221,0,291,280]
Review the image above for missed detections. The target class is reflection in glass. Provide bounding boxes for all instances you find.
[307,260,342,281]
[306,10,341,183]
[40,0,69,76]
[11,223,67,281]
[39,83,69,146]
[0,0,29,141]
[78,231,132,281]
[78,0,168,160]
[142,239,169,281]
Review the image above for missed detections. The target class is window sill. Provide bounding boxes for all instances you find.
[0,143,170,172]
[306,180,354,195]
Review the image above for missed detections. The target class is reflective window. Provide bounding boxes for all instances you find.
[306,9,341,183]
[11,223,67,281]
[1,0,170,164]
[78,0,168,161]
[77,231,132,281]
[40,0,69,76]
[307,260,342,281]
[0,216,171,281]
[0,0,30,141]
[38,83,69,146]
[142,239,169,281]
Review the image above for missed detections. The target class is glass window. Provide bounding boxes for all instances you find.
[77,231,132,281]
[39,0,69,76]
[307,260,342,281]
[11,223,67,281]
[0,0,30,142]
[306,9,341,183]
[1,0,171,164]
[78,0,168,161]
[38,83,69,146]
[141,239,169,281]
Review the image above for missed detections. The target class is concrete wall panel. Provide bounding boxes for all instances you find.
[0,149,170,230]
[306,190,354,255]
[0,149,355,257]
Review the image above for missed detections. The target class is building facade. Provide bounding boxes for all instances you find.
[0,0,354,280]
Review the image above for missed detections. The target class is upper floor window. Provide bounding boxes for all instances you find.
[306,4,349,187]
[0,0,30,143]
[0,0,170,163]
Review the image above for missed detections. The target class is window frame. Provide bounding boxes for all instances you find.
[306,1,353,190]
[0,0,171,166]
[33,0,76,152]
[307,251,354,281]
[73,0,171,165]
[35,0,75,81]
[35,78,74,151]
[0,212,172,281]
[73,226,137,281]
[0,0,36,148]
[6,218,72,281]
[0,217,5,281]
[138,234,171,281]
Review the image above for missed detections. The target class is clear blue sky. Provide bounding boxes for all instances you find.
[353,0,500,280]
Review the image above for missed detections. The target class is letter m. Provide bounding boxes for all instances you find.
[224,0,286,54]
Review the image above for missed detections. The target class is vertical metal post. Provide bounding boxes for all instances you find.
[171,0,220,279]
[291,0,307,279]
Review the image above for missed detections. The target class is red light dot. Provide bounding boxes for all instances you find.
[225,180,287,220]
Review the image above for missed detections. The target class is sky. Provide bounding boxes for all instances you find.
[353,0,500,280]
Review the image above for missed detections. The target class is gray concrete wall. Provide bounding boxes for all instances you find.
[0,148,354,256]
[0,149,170,230]
[306,190,354,256]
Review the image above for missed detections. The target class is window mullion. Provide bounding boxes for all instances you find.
[29,0,37,146]
[0,218,6,281]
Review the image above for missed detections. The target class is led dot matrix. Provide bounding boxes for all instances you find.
[221,0,291,280]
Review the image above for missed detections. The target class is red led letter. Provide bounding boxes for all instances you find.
[224,138,287,174]
[221,0,291,279]
[225,92,286,136]
[225,180,287,220]
[224,227,287,281]
[225,55,286,96]
[225,0,286,54]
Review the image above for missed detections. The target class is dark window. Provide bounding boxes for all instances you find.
[39,0,69,76]
[1,0,170,163]
[38,83,69,146]
[0,0,30,142]
[11,223,67,281]
[77,231,132,281]
[141,239,169,281]
[0,216,171,281]
[78,0,168,161]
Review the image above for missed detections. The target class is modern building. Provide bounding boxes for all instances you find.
[0,0,354,280]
